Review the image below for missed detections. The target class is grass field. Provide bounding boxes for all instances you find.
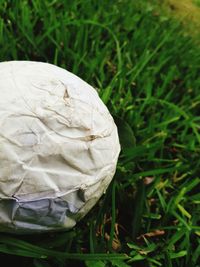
[161,0,200,34]
[0,0,200,266]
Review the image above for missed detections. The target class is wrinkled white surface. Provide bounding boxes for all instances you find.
[0,61,120,233]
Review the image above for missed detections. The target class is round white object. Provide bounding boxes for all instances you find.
[0,61,120,233]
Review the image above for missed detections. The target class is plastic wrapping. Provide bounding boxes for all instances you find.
[0,61,120,233]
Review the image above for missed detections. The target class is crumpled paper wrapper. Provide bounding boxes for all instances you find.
[0,61,120,233]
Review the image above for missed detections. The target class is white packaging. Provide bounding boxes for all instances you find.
[0,61,120,233]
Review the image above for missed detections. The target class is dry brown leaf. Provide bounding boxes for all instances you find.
[137,229,165,240]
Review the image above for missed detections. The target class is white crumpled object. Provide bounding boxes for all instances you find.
[0,61,120,233]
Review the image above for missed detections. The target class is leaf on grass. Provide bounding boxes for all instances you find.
[114,116,136,150]
[104,232,121,251]
[137,229,165,240]
[143,176,155,185]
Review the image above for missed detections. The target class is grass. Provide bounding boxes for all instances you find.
[0,0,200,266]
[194,0,200,8]
[158,0,200,35]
